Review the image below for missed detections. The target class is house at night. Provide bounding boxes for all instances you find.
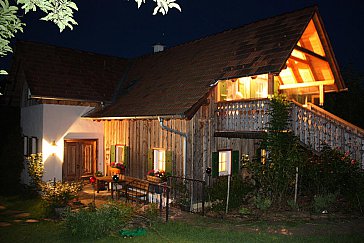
[4,6,364,184]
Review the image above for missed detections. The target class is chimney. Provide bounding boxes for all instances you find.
[153,43,165,53]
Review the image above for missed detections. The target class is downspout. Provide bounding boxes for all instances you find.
[158,117,188,177]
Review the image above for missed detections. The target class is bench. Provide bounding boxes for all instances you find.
[119,178,149,204]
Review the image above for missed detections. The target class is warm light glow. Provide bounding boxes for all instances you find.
[218,150,231,175]
[43,139,63,160]
[217,74,268,101]
[277,19,337,106]
[154,149,166,171]
[261,149,267,164]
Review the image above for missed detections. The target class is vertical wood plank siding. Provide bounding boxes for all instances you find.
[103,93,364,180]
[104,119,188,178]
[103,91,262,180]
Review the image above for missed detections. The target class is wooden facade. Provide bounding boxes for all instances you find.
[103,91,262,181]
[103,86,364,181]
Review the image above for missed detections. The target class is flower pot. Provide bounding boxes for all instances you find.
[147,175,162,184]
[109,167,120,175]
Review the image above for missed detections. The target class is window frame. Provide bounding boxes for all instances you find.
[153,148,166,171]
[218,150,232,176]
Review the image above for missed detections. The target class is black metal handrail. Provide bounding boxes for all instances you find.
[167,176,206,216]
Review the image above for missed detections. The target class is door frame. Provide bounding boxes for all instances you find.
[63,139,98,181]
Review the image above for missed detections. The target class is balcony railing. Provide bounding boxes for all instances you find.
[215,99,270,131]
[215,99,364,167]
[291,101,364,167]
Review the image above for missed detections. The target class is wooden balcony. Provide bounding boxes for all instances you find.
[215,99,270,132]
[215,99,364,167]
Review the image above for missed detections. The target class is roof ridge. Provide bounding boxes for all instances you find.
[16,40,128,61]
[135,5,318,60]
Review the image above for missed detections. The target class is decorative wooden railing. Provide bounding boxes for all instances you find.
[215,99,364,167]
[215,99,270,131]
[291,101,364,167]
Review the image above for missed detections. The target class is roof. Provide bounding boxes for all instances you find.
[10,6,344,118]
[91,5,343,119]
[12,41,129,102]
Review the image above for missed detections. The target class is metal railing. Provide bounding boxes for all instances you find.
[167,176,206,215]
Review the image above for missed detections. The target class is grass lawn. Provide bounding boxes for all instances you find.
[1,196,363,242]
[1,220,364,243]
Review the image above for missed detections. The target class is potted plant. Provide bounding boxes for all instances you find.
[110,162,126,175]
[146,170,170,183]
[147,169,162,183]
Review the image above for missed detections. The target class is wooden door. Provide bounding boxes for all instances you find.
[63,140,97,181]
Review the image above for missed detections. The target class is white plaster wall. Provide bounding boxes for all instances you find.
[20,105,43,184]
[42,104,104,182]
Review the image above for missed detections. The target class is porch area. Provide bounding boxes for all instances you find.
[77,176,207,221]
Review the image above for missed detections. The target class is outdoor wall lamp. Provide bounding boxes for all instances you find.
[51,140,57,156]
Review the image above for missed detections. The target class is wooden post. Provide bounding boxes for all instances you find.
[268,73,274,96]
[319,84,324,106]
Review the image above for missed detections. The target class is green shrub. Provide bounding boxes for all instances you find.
[26,153,44,192]
[300,145,364,210]
[287,199,299,211]
[238,206,251,215]
[40,180,82,208]
[208,176,253,210]
[248,95,306,208]
[0,107,23,195]
[64,201,135,239]
[313,193,337,213]
[255,194,272,211]
[144,203,159,221]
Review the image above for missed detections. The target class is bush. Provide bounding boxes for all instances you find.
[313,193,337,213]
[301,146,364,202]
[255,194,272,211]
[26,153,44,192]
[0,107,23,195]
[208,176,253,210]
[64,201,135,239]
[40,180,82,209]
[247,96,306,208]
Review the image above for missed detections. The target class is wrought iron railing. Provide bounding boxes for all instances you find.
[167,176,206,215]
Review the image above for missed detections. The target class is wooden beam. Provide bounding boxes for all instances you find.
[319,84,324,106]
[268,73,274,96]
[279,80,334,90]
[294,45,327,62]
[289,56,309,65]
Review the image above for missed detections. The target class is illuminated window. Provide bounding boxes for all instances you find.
[277,19,336,106]
[218,74,268,101]
[261,149,267,164]
[219,151,231,176]
[154,149,166,171]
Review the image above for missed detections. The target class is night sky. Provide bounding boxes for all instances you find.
[2,0,364,72]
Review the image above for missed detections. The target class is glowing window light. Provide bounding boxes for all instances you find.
[218,151,231,176]
[153,149,166,171]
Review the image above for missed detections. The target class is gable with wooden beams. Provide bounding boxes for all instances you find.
[277,13,345,105]
[216,12,345,106]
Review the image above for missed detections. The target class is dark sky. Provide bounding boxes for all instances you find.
[3,0,364,72]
